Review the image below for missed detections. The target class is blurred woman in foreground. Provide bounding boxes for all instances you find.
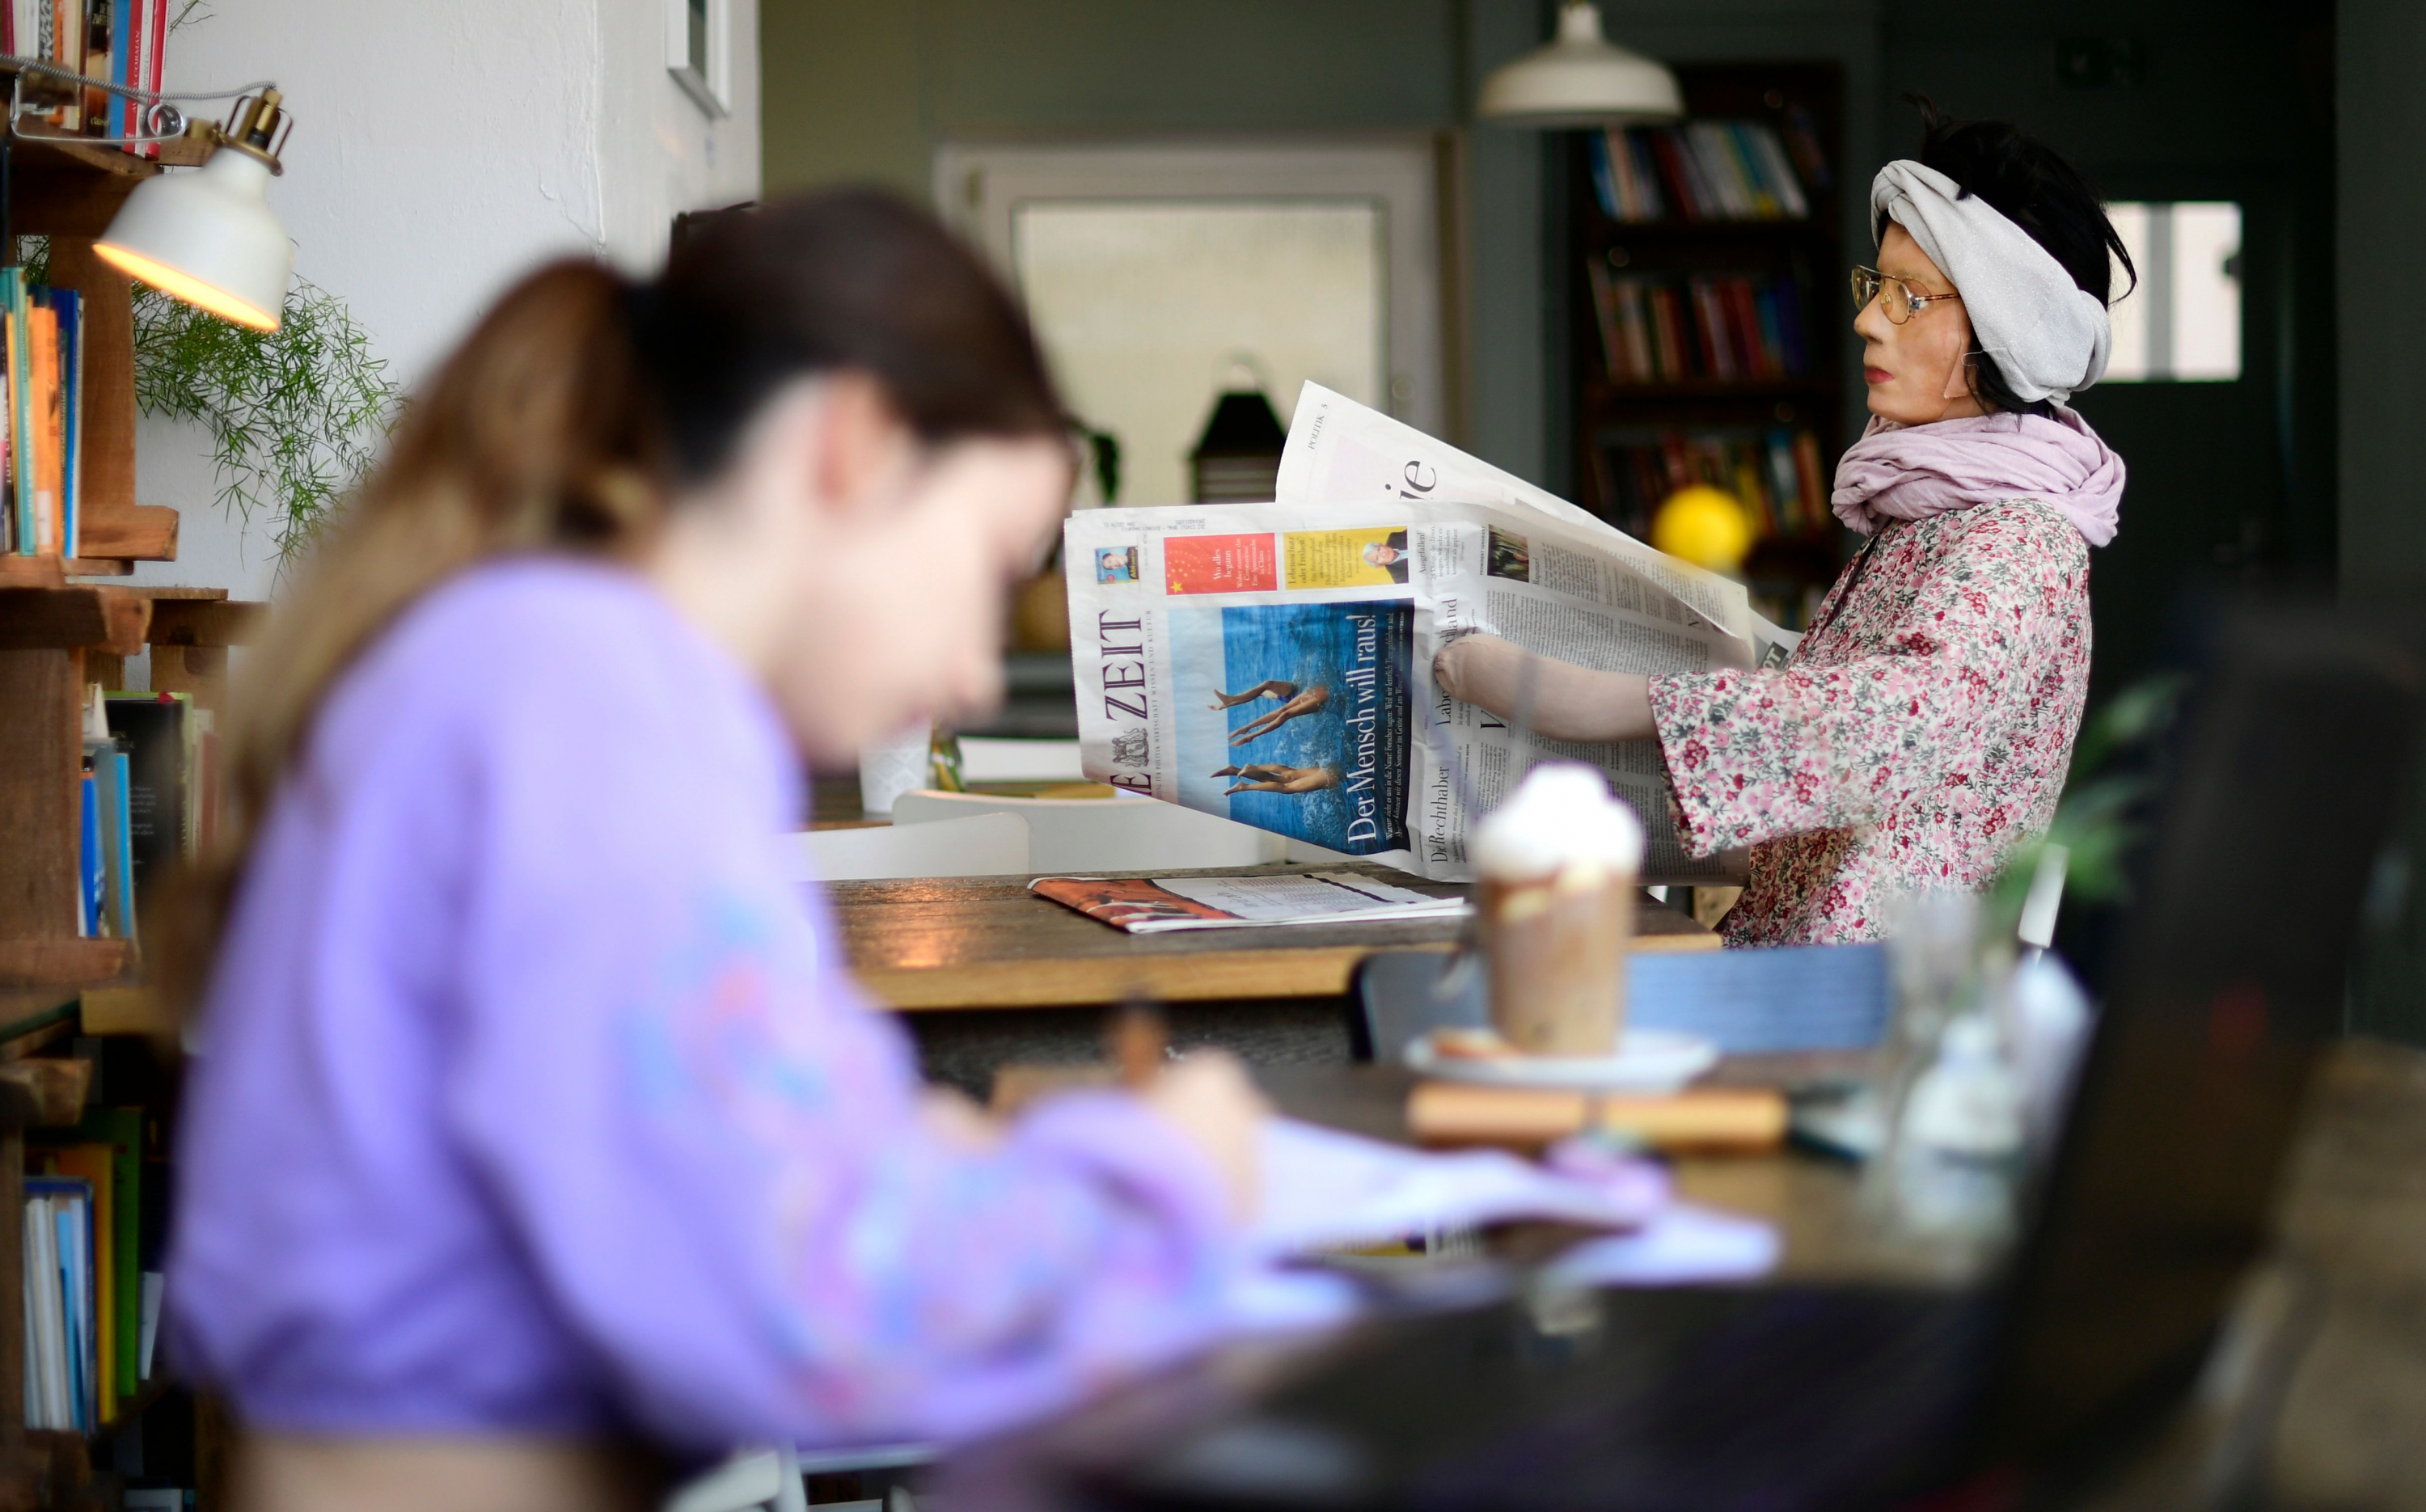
[167,192,1266,1512]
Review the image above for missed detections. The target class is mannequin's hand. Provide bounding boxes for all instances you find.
[1433,633,1658,743]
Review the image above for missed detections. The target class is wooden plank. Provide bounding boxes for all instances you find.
[0,939,132,989]
[0,589,103,648]
[0,588,148,652]
[49,239,137,553]
[834,864,1717,1012]
[0,558,139,587]
[146,598,266,646]
[150,643,227,714]
[0,650,81,937]
[74,502,176,563]
[9,174,140,239]
[78,986,172,1037]
[0,1058,91,1126]
[0,557,63,589]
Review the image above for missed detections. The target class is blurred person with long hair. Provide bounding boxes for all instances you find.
[164,191,1266,1512]
[1437,102,2130,944]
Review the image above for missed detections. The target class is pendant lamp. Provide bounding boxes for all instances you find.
[95,90,294,332]
[1477,2,1682,127]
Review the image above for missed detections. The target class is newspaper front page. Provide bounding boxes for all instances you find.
[1064,386,1786,883]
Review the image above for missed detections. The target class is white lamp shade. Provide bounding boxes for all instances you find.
[1477,1,1683,128]
[95,149,292,332]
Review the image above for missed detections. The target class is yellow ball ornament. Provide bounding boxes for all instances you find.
[1650,484,1753,573]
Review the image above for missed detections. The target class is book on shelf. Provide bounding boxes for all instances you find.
[103,691,208,929]
[2,0,167,150]
[85,727,136,943]
[1588,116,1825,224]
[0,269,89,560]
[23,1173,95,1433]
[33,1105,145,1422]
[78,757,101,936]
[1595,426,1832,543]
[1586,263,1811,384]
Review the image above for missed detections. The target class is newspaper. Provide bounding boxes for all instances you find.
[1063,383,1794,883]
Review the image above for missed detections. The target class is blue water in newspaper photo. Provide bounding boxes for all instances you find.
[1170,602,1414,855]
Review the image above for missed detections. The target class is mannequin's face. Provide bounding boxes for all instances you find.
[1857,222,1987,425]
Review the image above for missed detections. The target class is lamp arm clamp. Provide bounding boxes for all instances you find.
[0,57,285,166]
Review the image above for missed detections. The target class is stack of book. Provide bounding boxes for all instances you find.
[6,0,171,157]
[24,1105,163,1431]
[1595,427,1832,543]
[0,268,89,560]
[1587,264,1811,385]
[1587,116,1828,224]
[79,690,216,942]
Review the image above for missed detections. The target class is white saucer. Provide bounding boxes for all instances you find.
[1405,1028,1720,1092]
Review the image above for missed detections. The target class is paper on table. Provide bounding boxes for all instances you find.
[1029,872,1468,934]
[1247,1118,1667,1259]
[1541,1204,1781,1287]
[1216,1123,1782,1335]
[1156,872,1466,924]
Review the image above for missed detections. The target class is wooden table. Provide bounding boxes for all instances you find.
[1258,1040,2426,1506]
[832,862,1717,1012]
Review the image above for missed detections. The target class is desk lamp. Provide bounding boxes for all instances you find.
[2,59,294,331]
[1476,1,1682,127]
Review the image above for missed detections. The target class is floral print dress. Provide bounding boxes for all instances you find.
[1646,500,2091,944]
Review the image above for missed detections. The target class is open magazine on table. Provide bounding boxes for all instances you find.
[1062,383,1799,884]
[1030,870,1469,934]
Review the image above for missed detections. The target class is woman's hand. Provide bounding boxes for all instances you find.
[1433,634,1659,743]
[1139,1050,1269,1223]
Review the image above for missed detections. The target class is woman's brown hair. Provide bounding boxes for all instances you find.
[163,188,1065,1008]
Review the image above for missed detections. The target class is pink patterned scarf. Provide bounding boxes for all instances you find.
[1831,407,2124,547]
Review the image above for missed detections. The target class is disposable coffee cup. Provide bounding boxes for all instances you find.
[1473,764,1645,1058]
[856,724,932,817]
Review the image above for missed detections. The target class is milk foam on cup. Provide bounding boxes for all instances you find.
[1473,763,1645,882]
[1473,765,1646,1058]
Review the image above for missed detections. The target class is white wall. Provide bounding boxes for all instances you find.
[125,0,761,608]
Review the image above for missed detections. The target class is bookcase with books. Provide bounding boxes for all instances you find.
[1568,62,1851,630]
[0,51,258,1508]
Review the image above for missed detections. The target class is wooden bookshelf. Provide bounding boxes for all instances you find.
[0,120,257,1506]
[1566,61,1851,629]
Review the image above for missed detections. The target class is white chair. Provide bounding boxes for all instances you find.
[791,812,1031,881]
[890,789,1344,872]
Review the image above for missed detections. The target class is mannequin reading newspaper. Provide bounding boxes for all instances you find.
[1067,108,2124,944]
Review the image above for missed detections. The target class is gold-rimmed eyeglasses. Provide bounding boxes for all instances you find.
[1849,266,1963,325]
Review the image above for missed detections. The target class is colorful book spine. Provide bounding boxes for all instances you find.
[30,296,61,555]
[140,0,163,159]
[57,287,80,557]
[78,761,99,935]
[110,0,133,143]
[6,270,33,556]
[1607,121,1820,224]
[1587,132,1621,222]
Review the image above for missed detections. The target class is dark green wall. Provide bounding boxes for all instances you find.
[2339,0,2426,1042]
[755,0,1879,486]
[762,1,1460,195]
[1879,2,2339,712]
[2339,0,2426,598]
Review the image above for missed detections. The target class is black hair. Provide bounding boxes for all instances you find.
[1878,96,2136,417]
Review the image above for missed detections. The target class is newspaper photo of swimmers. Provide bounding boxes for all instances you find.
[1175,602,1413,855]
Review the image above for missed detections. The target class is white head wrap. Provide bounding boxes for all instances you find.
[1870,159,2111,405]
